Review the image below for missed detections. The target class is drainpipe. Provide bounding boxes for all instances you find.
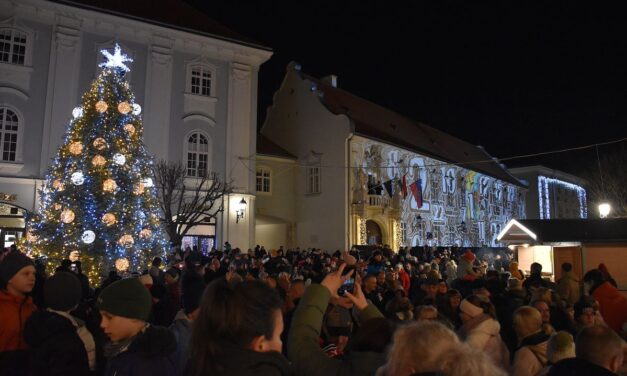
[346,132,354,251]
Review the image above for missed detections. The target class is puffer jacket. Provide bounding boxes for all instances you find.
[105,325,177,376]
[0,290,37,352]
[459,314,509,370]
[591,281,627,333]
[511,331,550,376]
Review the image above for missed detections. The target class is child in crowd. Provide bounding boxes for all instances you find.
[96,277,177,375]
[0,252,37,376]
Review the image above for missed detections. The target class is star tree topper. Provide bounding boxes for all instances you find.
[99,43,133,72]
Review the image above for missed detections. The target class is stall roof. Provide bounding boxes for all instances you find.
[498,218,627,244]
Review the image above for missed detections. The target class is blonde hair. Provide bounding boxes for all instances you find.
[513,306,543,339]
[384,321,460,376]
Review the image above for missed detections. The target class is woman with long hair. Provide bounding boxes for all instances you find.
[188,279,290,375]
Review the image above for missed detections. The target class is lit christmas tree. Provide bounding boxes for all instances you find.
[25,44,168,283]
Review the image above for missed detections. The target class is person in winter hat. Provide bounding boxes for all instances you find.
[23,271,92,375]
[0,252,37,376]
[458,294,509,370]
[96,277,176,376]
[583,269,627,334]
[456,249,478,281]
[556,263,580,305]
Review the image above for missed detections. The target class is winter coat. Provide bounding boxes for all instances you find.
[187,345,292,376]
[511,331,550,376]
[288,284,386,376]
[590,281,627,334]
[547,357,617,376]
[169,309,192,374]
[22,310,90,376]
[456,256,474,280]
[556,272,580,305]
[104,325,177,376]
[459,314,510,370]
[398,269,411,295]
[0,290,37,352]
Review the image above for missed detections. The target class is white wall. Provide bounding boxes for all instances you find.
[255,223,287,251]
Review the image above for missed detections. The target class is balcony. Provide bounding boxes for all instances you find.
[368,194,389,207]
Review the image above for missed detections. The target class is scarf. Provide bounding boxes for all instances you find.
[103,324,149,358]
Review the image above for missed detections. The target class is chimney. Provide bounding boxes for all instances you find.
[321,74,338,88]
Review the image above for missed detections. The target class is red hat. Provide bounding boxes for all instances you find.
[463,250,475,262]
[598,263,609,274]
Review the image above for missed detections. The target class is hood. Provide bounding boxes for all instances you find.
[23,310,76,347]
[128,325,177,358]
[463,314,500,336]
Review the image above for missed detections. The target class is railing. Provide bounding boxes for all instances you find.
[368,194,390,207]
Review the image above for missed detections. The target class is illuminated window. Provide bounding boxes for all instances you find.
[0,107,19,161]
[256,167,271,193]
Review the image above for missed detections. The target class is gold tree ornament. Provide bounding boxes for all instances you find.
[118,234,134,248]
[103,179,117,193]
[93,138,108,150]
[52,179,64,191]
[69,142,83,155]
[95,101,108,113]
[139,228,152,239]
[53,203,62,210]
[26,230,38,242]
[124,124,136,135]
[60,209,75,224]
[92,155,106,167]
[115,257,130,272]
[101,213,116,226]
[118,101,131,114]
[133,182,145,195]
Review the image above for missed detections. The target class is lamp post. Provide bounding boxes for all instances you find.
[236,198,247,223]
[598,202,611,218]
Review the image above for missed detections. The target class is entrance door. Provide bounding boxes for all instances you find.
[181,235,216,254]
[366,220,383,246]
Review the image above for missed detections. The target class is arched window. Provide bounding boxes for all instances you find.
[0,107,19,161]
[256,166,272,193]
[186,131,209,177]
[0,28,27,65]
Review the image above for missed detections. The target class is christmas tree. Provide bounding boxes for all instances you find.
[25,44,168,283]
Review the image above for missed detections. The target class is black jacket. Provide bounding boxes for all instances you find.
[23,310,90,376]
[548,357,617,376]
[186,346,292,376]
[105,325,177,376]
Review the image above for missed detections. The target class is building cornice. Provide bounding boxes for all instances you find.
[2,0,273,67]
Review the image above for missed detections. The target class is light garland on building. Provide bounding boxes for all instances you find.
[537,176,587,219]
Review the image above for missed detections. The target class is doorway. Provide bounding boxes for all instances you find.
[366,220,383,246]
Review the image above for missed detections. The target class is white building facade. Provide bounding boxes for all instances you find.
[258,63,526,252]
[0,0,271,250]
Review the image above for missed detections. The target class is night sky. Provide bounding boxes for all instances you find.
[189,2,626,177]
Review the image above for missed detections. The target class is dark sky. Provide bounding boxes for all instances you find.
[188,1,626,177]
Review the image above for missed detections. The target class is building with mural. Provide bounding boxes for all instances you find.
[256,62,527,251]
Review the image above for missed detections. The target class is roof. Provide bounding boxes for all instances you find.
[498,218,627,244]
[257,134,297,159]
[49,0,270,51]
[301,72,524,187]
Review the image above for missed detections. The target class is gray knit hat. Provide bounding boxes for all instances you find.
[45,272,82,311]
[96,277,152,320]
[0,252,34,284]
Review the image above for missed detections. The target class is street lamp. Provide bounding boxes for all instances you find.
[598,202,611,218]
[236,198,247,223]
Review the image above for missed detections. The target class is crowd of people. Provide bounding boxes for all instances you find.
[0,242,625,376]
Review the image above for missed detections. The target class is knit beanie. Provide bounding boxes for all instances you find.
[182,278,205,314]
[45,272,81,311]
[547,331,575,364]
[0,252,34,284]
[96,278,152,321]
[463,250,475,262]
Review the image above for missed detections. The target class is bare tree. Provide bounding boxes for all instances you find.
[154,161,233,247]
[583,144,627,217]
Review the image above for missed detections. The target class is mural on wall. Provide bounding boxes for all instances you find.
[351,139,526,247]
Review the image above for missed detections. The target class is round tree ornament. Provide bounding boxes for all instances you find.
[113,153,126,166]
[69,142,83,155]
[103,179,117,193]
[52,179,64,191]
[118,101,131,114]
[115,257,130,272]
[139,228,152,239]
[132,103,141,115]
[72,107,83,119]
[123,123,136,135]
[60,209,75,224]
[92,155,106,167]
[118,234,134,248]
[142,178,154,188]
[93,138,108,150]
[101,213,116,226]
[71,172,85,185]
[81,230,96,244]
[133,182,145,195]
[95,101,108,113]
